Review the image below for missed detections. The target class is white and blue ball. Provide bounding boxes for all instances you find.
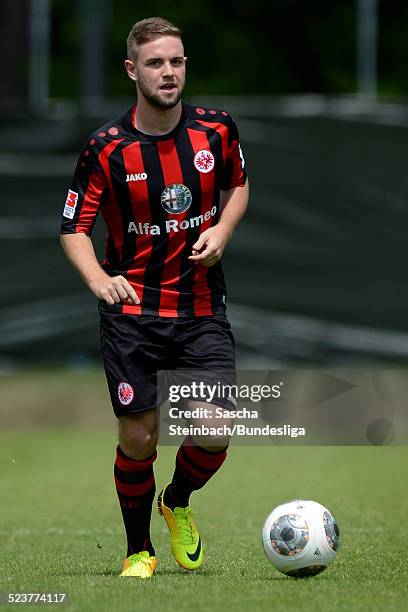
[262,499,339,577]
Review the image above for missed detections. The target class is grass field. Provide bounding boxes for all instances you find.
[0,431,407,611]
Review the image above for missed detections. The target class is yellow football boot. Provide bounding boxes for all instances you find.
[119,551,157,578]
[157,485,203,570]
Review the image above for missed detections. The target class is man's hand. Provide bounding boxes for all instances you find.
[188,180,249,267]
[59,233,140,306]
[188,224,230,267]
[89,273,140,305]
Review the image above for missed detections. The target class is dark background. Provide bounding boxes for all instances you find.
[1,0,408,367]
[3,1,408,100]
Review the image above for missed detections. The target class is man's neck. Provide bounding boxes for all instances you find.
[134,98,182,136]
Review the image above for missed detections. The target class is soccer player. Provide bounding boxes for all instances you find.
[60,17,249,578]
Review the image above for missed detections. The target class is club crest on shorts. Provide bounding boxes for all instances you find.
[194,149,215,174]
[161,183,192,214]
[118,381,134,406]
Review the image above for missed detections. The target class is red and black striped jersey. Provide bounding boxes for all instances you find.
[60,102,247,317]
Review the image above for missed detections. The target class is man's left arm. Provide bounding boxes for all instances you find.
[188,178,249,267]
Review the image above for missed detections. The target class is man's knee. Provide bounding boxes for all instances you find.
[118,409,158,459]
[188,402,232,450]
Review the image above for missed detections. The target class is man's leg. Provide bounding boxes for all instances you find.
[99,309,174,576]
[158,403,232,570]
[164,403,230,509]
[115,409,158,577]
[158,314,236,569]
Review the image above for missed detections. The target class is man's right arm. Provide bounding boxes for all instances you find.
[60,232,139,306]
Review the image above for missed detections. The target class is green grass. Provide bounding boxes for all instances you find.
[0,431,407,611]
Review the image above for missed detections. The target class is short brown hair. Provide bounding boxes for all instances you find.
[127,17,182,60]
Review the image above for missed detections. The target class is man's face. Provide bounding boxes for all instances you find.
[125,36,186,110]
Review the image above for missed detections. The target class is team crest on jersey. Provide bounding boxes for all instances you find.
[194,150,215,174]
[118,382,134,406]
[161,183,192,214]
[63,189,79,219]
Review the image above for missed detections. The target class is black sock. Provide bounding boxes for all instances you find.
[114,445,156,557]
[164,437,227,510]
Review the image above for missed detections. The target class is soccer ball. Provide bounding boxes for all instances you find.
[262,499,340,577]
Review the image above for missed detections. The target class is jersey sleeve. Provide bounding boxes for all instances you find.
[221,116,247,190]
[60,142,107,235]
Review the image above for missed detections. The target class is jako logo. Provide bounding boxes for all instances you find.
[126,173,147,182]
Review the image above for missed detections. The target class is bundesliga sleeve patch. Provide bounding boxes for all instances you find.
[63,189,79,219]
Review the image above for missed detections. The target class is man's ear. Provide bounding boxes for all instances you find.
[124,59,137,83]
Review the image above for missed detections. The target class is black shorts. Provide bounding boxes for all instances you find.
[99,304,236,417]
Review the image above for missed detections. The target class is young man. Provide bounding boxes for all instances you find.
[60,17,249,578]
